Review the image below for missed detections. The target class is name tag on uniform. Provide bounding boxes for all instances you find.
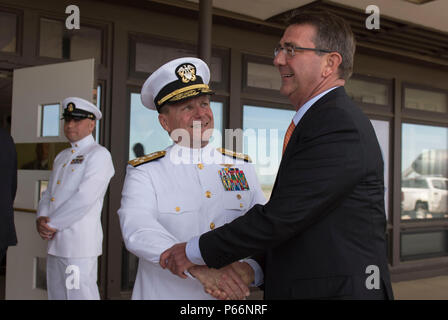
[71,155,85,164]
[219,167,250,191]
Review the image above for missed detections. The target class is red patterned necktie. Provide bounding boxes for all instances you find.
[282,120,296,154]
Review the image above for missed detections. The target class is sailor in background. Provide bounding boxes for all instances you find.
[36,97,115,300]
[118,57,266,300]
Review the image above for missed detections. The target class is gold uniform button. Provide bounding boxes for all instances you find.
[236,194,242,200]
[240,203,244,208]
[72,169,75,172]
[57,180,61,185]
[210,222,215,230]
[175,206,180,212]
[71,149,75,153]
[50,197,55,202]
[205,191,212,198]
[197,163,204,170]
[63,164,67,168]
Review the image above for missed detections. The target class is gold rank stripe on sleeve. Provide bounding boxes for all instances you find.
[217,148,252,163]
[128,151,166,167]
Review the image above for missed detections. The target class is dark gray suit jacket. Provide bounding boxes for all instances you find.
[199,87,393,299]
[0,128,17,251]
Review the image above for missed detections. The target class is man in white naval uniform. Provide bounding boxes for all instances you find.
[36,97,114,300]
[118,57,266,300]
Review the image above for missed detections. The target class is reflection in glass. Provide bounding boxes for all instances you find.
[22,144,50,170]
[39,19,63,58]
[41,104,60,137]
[247,62,281,90]
[405,87,447,113]
[243,105,295,199]
[34,257,47,290]
[401,123,448,220]
[95,85,101,142]
[370,120,390,219]
[401,231,448,261]
[39,18,102,62]
[121,247,138,291]
[0,11,17,52]
[38,180,48,202]
[345,78,389,106]
[128,93,223,160]
[16,142,70,170]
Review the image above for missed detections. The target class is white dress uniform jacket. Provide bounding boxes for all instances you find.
[118,143,266,300]
[37,134,115,258]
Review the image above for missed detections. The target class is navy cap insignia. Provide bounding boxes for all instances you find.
[67,103,75,112]
[176,63,197,83]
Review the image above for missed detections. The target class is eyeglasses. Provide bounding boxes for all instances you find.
[274,45,333,58]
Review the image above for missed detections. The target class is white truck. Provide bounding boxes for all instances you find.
[401,176,448,219]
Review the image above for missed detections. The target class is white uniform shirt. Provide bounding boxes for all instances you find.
[37,134,115,258]
[118,143,266,300]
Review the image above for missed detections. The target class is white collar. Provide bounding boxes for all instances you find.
[70,134,95,149]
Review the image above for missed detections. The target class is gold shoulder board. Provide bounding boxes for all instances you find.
[217,148,252,163]
[128,151,166,167]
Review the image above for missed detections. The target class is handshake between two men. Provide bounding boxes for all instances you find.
[160,242,255,300]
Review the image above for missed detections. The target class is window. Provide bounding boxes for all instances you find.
[39,18,103,63]
[432,179,447,190]
[242,55,284,98]
[404,86,447,113]
[401,230,448,261]
[246,62,281,91]
[0,11,17,53]
[128,92,223,160]
[242,105,295,199]
[345,77,390,106]
[41,103,60,137]
[131,38,227,87]
[401,123,448,221]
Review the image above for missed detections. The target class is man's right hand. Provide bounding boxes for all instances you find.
[189,262,254,300]
[36,216,57,240]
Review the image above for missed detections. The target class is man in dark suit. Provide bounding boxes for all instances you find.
[0,128,18,264]
[160,11,393,299]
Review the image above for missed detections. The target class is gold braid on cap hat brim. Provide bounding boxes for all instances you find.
[157,84,212,107]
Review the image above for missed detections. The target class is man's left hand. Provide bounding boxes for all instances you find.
[160,242,196,278]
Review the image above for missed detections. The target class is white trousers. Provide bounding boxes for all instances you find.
[46,254,100,300]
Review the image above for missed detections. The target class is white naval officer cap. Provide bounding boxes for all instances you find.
[141,57,214,113]
[62,97,102,120]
